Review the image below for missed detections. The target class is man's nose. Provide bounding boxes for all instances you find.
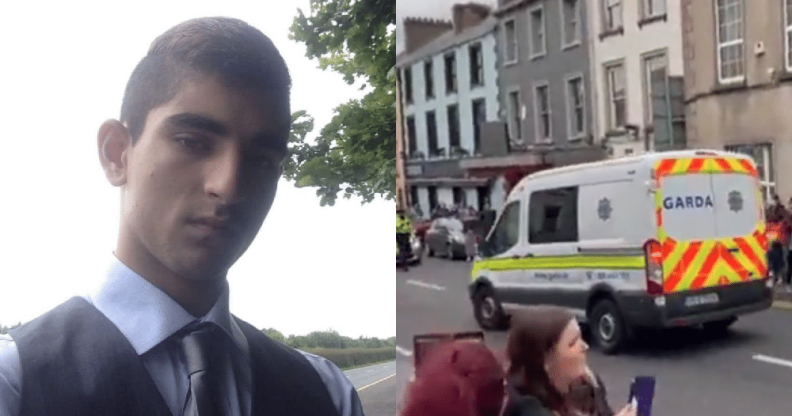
[204,148,244,205]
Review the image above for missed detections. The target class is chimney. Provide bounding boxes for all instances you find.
[403,17,453,54]
[452,3,491,34]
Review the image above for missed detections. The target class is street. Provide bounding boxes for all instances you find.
[396,257,792,416]
[344,361,397,416]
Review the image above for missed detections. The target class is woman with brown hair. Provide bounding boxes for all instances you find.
[503,305,635,416]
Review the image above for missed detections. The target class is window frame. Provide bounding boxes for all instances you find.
[641,49,669,127]
[641,0,667,19]
[602,0,624,31]
[506,87,523,142]
[604,60,627,130]
[406,116,417,157]
[560,0,582,49]
[404,67,414,104]
[425,110,439,157]
[533,80,552,143]
[444,52,458,94]
[503,17,519,65]
[471,98,486,154]
[714,0,745,84]
[528,186,580,244]
[424,59,434,100]
[528,4,547,59]
[447,104,461,150]
[564,73,586,141]
[469,42,484,87]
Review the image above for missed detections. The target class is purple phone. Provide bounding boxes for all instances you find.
[627,376,655,416]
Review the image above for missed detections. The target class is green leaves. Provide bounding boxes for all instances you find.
[286,0,396,206]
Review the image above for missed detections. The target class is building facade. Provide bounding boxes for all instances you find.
[454,0,605,212]
[397,5,501,217]
[589,0,685,158]
[682,0,791,201]
[496,0,595,150]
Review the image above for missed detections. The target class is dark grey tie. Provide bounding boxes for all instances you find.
[181,323,226,416]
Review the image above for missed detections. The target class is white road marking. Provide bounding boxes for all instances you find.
[752,354,792,369]
[358,373,396,391]
[396,346,413,357]
[406,279,446,291]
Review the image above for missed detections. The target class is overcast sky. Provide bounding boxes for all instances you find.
[397,0,497,54]
[0,0,394,339]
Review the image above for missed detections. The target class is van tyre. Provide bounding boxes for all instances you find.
[590,299,628,355]
[473,286,508,331]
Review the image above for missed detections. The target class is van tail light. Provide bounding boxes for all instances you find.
[644,239,664,295]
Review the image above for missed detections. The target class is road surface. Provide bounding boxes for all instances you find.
[344,361,397,416]
[397,257,792,416]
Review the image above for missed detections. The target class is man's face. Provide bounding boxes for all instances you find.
[121,73,289,281]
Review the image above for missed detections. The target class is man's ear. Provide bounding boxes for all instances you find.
[98,119,132,187]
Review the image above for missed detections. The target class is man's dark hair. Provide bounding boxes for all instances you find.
[120,17,292,142]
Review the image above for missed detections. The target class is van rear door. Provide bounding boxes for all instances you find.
[710,172,766,282]
[655,156,765,294]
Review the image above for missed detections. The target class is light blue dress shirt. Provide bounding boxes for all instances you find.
[0,256,364,416]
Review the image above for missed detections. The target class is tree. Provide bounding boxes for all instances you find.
[288,0,396,206]
[261,327,286,343]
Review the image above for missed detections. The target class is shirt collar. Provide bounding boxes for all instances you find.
[88,254,250,359]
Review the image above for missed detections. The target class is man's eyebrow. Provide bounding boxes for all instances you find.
[164,113,229,136]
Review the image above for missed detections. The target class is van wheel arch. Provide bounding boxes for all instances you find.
[586,288,631,355]
[472,279,508,330]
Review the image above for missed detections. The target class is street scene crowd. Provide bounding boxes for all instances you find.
[400,306,636,416]
[765,195,792,292]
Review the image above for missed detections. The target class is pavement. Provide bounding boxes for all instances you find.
[343,361,397,416]
[397,257,792,416]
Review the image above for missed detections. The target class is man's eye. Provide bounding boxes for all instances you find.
[176,136,212,153]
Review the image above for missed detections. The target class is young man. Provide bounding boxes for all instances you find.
[0,17,363,416]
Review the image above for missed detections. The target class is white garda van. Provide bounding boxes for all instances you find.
[469,149,773,354]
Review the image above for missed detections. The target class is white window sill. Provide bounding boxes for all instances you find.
[562,41,581,51]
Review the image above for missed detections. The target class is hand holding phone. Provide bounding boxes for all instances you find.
[627,376,656,416]
[614,402,637,416]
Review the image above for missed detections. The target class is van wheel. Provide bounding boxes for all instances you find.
[428,247,435,257]
[702,317,737,335]
[473,286,508,330]
[589,299,627,355]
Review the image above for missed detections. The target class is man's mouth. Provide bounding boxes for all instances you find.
[189,217,235,236]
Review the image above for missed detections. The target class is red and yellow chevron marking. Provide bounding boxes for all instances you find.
[653,157,758,178]
[653,156,767,292]
[660,238,766,292]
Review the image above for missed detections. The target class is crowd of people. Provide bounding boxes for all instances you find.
[766,195,792,291]
[400,306,638,416]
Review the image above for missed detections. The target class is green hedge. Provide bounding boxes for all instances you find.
[303,347,396,369]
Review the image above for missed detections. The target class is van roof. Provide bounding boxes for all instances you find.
[519,149,751,183]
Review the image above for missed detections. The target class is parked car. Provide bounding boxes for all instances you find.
[396,232,423,265]
[424,217,467,260]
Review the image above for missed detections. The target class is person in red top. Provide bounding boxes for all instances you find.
[766,196,791,286]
